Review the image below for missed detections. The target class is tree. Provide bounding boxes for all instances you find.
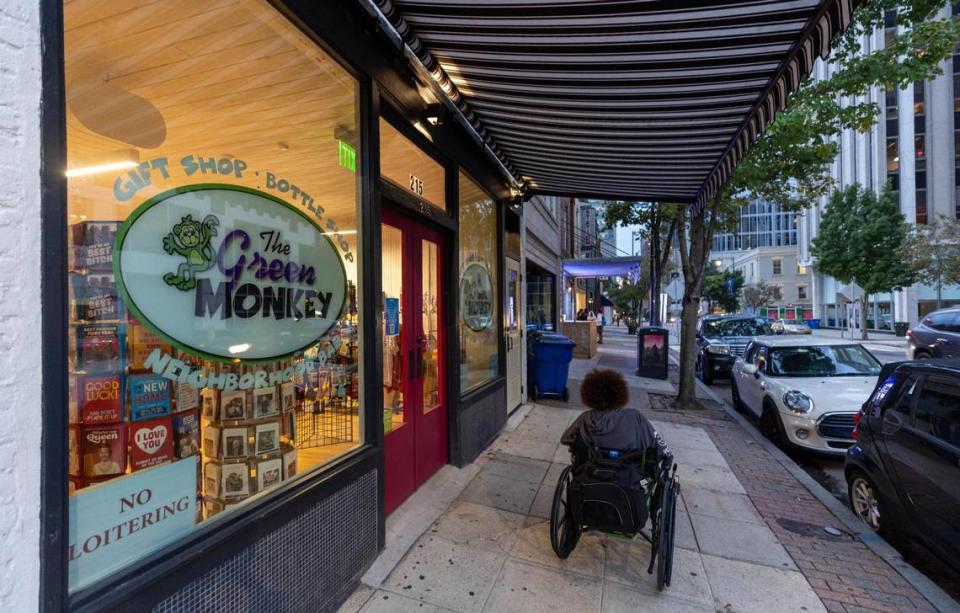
[811,184,915,339]
[607,279,646,333]
[904,215,960,310]
[702,269,745,313]
[605,1,960,407]
[666,0,959,407]
[742,281,782,312]
[603,201,679,326]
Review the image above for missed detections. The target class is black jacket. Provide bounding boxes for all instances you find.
[561,407,673,462]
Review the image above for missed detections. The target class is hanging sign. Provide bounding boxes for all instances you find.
[385,297,400,336]
[114,184,347,361]
[460,262,494,331]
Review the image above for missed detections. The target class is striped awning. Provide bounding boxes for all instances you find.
[368,0,859,207]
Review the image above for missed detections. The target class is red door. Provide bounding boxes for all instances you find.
[382,207,447,514]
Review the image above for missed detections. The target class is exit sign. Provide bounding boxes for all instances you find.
[338,140,356,172]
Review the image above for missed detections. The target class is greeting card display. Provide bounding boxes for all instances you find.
[202,425,221,458]
[129,374,171,421]
[68,426,81,476]
[172,410,200,459]
[255,423,280,454]
[128,322,172,370]
[220,390,247,421]
[257,458,282,491]
[221,464,249,499]
[253,387,278,419]
[175,379,199,413]
[72,273,122,321]
[201,389,218,420]
[80,424,127,477]
[280,382,295,412]
[203,462,221,497]
[70,220,119,271]
[130,417,173,471]
[75,323,124,373]
[222,427,248,459]
[283,449,297,480]
[77,373,123,424]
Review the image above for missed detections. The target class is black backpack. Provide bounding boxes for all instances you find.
[568,432,653,533]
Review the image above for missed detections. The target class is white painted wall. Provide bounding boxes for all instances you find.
[0,1,42,611]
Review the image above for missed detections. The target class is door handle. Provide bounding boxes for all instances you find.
[936,338,948,344]
[881,411,903,435]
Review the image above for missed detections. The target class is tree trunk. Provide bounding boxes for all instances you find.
[676,201,717,409]
[676,297,700,403]
[860,294,869,341]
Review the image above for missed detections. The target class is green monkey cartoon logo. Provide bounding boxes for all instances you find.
[162,214,220,290]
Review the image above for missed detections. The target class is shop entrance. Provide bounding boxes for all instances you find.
[505,257,522,412]
[381,207,448,515]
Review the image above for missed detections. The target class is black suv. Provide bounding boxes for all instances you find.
[907,306,960,359]
[845,360,960,573]
[695,315,772,384]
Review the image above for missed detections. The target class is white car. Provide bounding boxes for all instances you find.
[771,319,813,335]
[730,336,882,454]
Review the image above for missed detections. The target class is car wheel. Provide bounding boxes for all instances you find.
[760,402,788,448]
[848,471,883,533]
[729,376,745,413]
[914,350,932,360]
[697,354,714,385]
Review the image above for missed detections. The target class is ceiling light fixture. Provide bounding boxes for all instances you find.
[66,160,139,178]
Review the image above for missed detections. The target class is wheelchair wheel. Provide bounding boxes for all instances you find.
[550,465,580,559]
[656,477,679,591]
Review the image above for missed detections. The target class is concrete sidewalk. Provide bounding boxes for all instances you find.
[339,326,944,613]
[341,404,820,613]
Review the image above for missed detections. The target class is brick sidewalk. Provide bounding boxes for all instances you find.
[619,389,940,612]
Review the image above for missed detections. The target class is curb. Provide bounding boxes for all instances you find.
[689,365,959,613]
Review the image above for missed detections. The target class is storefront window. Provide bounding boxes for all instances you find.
[458,172,499,391]
[64,0,362,592]
[527,271,555,331]
[380,118,446,211]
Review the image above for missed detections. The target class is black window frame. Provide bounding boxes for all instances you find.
[40,2,390,610]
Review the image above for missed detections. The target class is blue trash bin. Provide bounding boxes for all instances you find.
[528,332,576,401]
[807,318,820,330]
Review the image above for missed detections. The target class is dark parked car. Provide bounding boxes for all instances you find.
[695,315,772,384]
[845,360,960,573]
[907,306,960,359]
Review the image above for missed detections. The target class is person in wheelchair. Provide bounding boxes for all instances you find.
[551,368,679,589]
[560,368,673,468]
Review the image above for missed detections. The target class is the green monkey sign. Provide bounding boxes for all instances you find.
[114,184,347,362]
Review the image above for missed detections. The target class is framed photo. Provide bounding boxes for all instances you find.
[283,449,297,480]
[255,422,280,454]
[257,458,283,491]
[280,381,295,412]
[221,390,247,421]
[253,386,278,419]
[221,463,249,499]
[222,427,248,459]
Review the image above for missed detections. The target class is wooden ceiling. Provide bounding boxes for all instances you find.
[64,0,361,260]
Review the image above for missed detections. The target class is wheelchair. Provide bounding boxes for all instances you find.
[549,433,680,591]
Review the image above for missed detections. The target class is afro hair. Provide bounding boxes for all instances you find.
[579,368,628,411]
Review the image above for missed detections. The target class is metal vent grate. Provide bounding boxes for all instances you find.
[152,470,377,613]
